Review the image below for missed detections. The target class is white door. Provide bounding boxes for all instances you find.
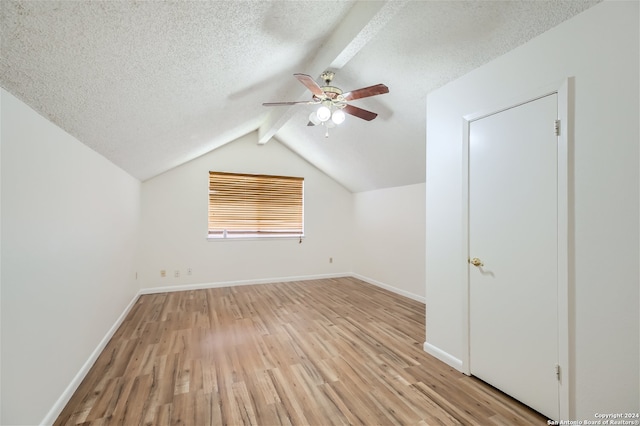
[469,93,559,419]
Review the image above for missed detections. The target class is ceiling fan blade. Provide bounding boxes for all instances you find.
[294,73,327,99]
[262,100,319,106]
[342,84,389,101]
[343,104,378,121]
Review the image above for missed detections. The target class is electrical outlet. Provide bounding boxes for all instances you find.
[160,270,166,278]
[174,270,180,278]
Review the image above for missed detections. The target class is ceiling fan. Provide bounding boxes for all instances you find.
[262,71,389,127]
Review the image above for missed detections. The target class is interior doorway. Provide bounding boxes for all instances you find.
[461,80,571,420]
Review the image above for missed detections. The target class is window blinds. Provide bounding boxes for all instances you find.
[208,171,304,238]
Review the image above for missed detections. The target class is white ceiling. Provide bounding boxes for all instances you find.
[1,0,600,192]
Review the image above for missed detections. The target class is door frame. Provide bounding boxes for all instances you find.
[460,78,573,420]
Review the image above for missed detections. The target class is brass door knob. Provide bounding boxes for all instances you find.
[469,257,484,267]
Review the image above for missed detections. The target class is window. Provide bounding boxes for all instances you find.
[208,171,304,239]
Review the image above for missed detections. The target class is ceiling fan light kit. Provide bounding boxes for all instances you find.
[263,71,388,136]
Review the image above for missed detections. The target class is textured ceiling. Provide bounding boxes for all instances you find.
[1,0,600,192]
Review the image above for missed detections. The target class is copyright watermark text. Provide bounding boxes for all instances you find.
[547,413,640,426]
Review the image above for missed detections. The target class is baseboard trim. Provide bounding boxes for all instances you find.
[139,273,426,306]
[40,293,140,426]
[352,273,425,303]
[138,272,350,295]
[423,341,465,373]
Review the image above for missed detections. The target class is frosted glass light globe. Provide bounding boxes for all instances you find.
[309,111,321,125]
[331,109,346,124]
[316,106,331,122]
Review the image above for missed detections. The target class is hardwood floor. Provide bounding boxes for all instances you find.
[55,277,547,425]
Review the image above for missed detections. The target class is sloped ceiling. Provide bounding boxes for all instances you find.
[1,1,600,192]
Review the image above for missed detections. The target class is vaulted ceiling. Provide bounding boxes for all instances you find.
[1,1,600,192]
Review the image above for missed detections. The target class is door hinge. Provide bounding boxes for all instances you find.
[554,119,561,136]
[555,364,561,381]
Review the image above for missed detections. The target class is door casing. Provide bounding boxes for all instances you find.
[460,78,572,420]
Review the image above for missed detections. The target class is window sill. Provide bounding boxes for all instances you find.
[207,235,305,242]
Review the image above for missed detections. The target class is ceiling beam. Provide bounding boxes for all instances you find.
[257,0,407,145]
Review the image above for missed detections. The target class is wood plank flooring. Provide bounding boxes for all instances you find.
[55,277,548,425]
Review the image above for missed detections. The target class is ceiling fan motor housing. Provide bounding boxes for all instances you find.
[316,85,343,101]
[317,71,345,103]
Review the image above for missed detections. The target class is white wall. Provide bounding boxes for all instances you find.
[0,89,141,425]
[137,132,354,289]
[425,1,639,419]
[352,183,426,301]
